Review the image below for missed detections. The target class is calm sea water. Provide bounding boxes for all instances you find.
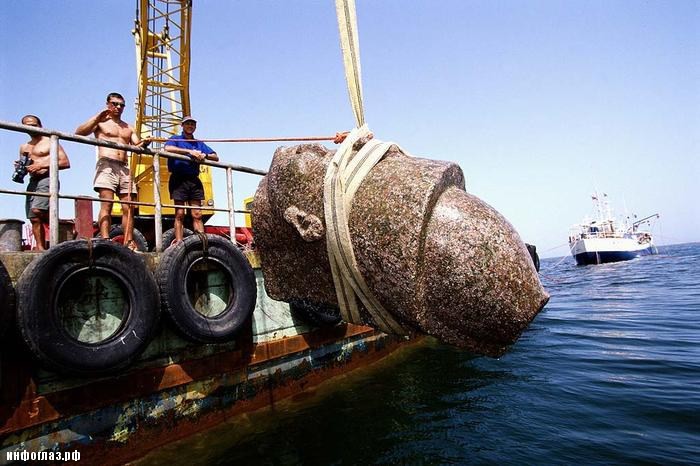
[137,243,700,465]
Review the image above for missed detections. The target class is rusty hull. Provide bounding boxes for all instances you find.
[0,254,415,464]
[0,313,410,465]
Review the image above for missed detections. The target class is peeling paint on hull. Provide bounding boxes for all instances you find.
[0,269,411,465]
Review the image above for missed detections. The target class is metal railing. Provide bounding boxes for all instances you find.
[0,119,267,251]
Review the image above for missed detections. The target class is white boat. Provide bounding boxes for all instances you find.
[568,192,659,265]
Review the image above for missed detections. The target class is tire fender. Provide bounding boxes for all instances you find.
[161,227,193,249]
[526,243,541,272]
[289,300,341,327]
[95,225,149,252]
[16,239,160,375]
[156,234,256,342]
[0,259,15,338]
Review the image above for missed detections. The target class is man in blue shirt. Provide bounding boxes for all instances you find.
[163,116,219,245]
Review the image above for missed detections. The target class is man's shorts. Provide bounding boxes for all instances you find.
[93,157,136,195]
[169,174,204,202]
[26,176,50,218]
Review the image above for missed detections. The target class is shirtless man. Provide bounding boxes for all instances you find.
[75,92,148,248]
[17,115,71,250]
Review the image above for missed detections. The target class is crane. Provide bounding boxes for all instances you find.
[128,0,214,221]
[133,0,191,144]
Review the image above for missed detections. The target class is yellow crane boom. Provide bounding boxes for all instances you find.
[127,0,214,218]
[133,0,192,141]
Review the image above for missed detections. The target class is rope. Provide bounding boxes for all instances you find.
[151,134,346,144]
[86,236,94,268]
[551,254,571,268]
[538,254,573,284]
[542,242,570,253]
[195,230,209,258]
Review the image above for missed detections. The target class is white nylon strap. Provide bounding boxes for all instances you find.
[335,0,365,128]
[323,126,406,334]
[330,0,407,334]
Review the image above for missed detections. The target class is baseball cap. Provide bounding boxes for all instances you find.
[182,116,197,123]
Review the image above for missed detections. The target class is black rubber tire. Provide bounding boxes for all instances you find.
[526,243,541,272]
[161,227,193,249]
[0,260,15,338]
[15,239,160,375]
[95,226,149,252]
[156,234,256,343]
[290,300,341,327]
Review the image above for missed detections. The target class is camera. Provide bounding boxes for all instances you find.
[12,152,32,184]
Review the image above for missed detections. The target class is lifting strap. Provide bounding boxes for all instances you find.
[323,125,406,334]
[325,1,409,334]
[335,0,365,128]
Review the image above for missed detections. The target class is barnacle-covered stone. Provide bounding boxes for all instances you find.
[252,143,549,356]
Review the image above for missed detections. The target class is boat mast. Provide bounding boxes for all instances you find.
[592,191,604,222]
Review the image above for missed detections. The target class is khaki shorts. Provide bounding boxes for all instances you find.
[93,157,136,195]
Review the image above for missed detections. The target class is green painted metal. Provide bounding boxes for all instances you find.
[56,268,128,344]
[186,258,232,318]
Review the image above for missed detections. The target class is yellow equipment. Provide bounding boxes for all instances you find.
[119,0,214,217]
[243,196,254,227]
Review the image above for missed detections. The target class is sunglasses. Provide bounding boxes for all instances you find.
[109,101,126,108]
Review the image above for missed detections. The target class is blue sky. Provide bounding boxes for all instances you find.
[1,1,698,257]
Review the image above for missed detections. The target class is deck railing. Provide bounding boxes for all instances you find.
[0,119,267,251]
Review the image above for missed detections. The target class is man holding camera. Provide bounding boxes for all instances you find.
[16,115,71,251]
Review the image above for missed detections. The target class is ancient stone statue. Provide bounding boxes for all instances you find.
[253,142,549,357]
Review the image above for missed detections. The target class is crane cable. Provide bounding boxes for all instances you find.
[150,134,346,144]
[323,0,409,335]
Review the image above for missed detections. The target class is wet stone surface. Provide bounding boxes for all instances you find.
[253,144,337,307]
[252,143,549,357]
